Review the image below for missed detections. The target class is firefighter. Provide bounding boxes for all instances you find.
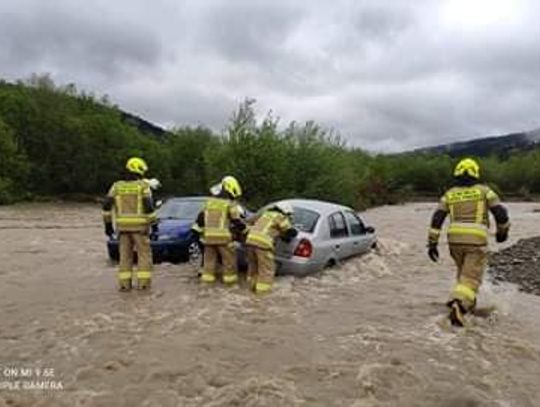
[102,157,157,291]
[427,158,510,326]
[192,176,245,284]
[245,202,298,294]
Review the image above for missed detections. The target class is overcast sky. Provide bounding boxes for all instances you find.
[1,0,539,151]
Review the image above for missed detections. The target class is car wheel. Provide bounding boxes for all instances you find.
[324,259,337,269]
[188,241,203,268]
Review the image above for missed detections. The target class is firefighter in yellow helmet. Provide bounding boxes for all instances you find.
[192,176,246,284]
[102,157,157,291]
[245,202,298,294]
[427,158,510,326]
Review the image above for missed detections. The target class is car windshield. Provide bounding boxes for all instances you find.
[291,207,320,233]
[157,199,204,220]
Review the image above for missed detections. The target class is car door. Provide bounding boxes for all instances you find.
[327,211,350,260]
[344,211,372,256]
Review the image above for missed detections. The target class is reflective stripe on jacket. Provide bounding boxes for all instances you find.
[441,184,499,245]
[246,210,293,251]
[108,180,155,232]
[202,198,234,245]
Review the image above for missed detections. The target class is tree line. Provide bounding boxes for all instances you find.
[0,76,537,208]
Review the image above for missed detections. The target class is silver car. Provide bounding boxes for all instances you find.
[262,199,377,276]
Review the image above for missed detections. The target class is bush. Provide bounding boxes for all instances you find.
[0,177,16,204]
[1,76,537,208]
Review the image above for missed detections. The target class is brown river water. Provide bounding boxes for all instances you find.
[0,202,539,407]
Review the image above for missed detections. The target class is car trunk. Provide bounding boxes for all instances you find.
[275,231,311,259]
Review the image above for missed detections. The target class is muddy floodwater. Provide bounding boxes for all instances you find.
[0,202,539,407]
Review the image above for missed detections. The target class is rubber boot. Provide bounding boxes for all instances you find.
[137,279,151,290]
[222,272,238,285]
[119,279,132,292]
[246,275,256,291]
[448,300,467,327]
[200,272,216,283]
[255,281,272,294]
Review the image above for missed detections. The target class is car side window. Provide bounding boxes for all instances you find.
[328,212,349,238]
[345,211,365,235]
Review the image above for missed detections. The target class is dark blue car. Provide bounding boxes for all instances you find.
[107,197,205,264]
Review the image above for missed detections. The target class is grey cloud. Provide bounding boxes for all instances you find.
[0,3,162,79]
[2,0,540,152]
[198,0,303,64]
[113,79,237,132]
[351,4,414,41]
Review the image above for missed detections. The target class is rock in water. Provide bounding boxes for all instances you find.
[489,236,540,295]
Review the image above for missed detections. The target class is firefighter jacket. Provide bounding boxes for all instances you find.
[428,183,510,246]
[102,179,156,233]
[246,210,296,251]
[192,197,243,245]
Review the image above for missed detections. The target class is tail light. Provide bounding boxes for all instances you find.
[294,238,313,258]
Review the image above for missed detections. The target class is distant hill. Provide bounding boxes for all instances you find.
[415,129,540,157]
[0,77,172,201]
[119,111,166,137]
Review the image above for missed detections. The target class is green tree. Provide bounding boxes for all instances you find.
[0,118,28,203]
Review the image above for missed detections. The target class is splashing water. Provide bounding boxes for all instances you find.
[0,202,539,406]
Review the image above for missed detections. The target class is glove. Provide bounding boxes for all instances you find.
[104,222,114,237]
[427,242,439,262]
[230,219,246,235]
[496,229,508,243]
[150,224,159,241]
[281,228,298,243]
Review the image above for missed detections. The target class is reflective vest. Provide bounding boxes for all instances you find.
[202,198,234,245]
[443,185,497,245]
[246,210,292,250]
[109,180,155,232]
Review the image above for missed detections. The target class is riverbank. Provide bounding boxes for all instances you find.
[489,236,540,295]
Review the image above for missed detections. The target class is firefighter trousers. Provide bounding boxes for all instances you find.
[247,246,275,293]
[449,244,487,310]
[118,231,153,289]
[201,243,237,283]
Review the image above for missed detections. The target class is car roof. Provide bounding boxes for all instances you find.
[167,196,208,202]
[167,197,352,216]
[274,199,353,216]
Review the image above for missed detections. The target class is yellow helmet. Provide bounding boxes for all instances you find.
[454,158,480,179]
[126,157,148,176]
[222,175,242,199]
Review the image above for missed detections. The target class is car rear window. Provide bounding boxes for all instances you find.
[292,207,320,233]
[158,200,204,220]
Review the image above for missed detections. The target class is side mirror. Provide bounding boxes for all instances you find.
[365,226,375,234]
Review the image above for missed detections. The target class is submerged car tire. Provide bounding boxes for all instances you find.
[324,258,337,269]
